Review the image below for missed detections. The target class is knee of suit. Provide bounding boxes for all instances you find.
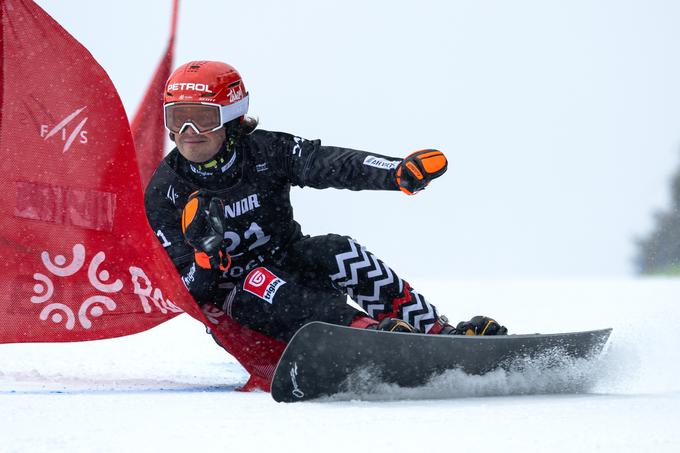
[323,233,356,248]
[295,234,360,259]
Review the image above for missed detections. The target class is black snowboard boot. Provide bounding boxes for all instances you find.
[431,315,508,335]
[373,317,419,333]
[349,315,419,333]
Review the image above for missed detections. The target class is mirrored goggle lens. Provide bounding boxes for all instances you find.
[164,104,221,133]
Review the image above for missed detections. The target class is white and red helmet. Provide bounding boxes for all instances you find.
[164,61,249,134]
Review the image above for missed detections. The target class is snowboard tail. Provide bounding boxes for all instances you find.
[271,322,612,403]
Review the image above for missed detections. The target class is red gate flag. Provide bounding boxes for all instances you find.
[0,0,284,391]
[131,0,179,189]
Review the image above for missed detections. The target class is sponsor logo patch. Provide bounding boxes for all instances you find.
[166,185,178,205]
[363,155,401,170]
[167,82,210,92]
[227,86,244,102]
[224,193,261,219]
[292,136,304,157]
[243,267,285,304]
[290,362,304,399]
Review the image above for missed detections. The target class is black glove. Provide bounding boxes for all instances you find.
[396,149,448,195]
[181,191,231,271]
[453,316,508,336]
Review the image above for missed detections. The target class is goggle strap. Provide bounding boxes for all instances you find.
[219,95,249,124]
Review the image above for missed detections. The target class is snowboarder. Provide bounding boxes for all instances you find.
[145,60,507,345]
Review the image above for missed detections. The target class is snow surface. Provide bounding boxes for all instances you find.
[1,278,679,452]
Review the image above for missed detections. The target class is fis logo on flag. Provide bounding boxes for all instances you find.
[39,107,89,153]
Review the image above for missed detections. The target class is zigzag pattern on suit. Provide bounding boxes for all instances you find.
[329,238,439,333]
[399,286,438,333]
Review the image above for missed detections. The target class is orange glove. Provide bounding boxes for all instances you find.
[181,191,231,271]
[396,149,447,195]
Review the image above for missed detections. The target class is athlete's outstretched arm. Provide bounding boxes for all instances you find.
[260,130,446,192]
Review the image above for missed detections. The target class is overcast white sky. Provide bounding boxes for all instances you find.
[34,0,680,280]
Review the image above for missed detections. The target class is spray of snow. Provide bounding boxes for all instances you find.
[325,355,602,402]
[321,329,655,402]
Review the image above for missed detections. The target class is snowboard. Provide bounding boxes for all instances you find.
[271,322,612,402]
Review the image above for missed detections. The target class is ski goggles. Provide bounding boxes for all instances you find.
[164,98,249,134]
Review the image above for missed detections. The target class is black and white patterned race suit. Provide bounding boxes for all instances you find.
[144,129,441,342]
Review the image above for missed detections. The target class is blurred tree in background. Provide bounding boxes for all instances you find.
[636,156,680,275]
